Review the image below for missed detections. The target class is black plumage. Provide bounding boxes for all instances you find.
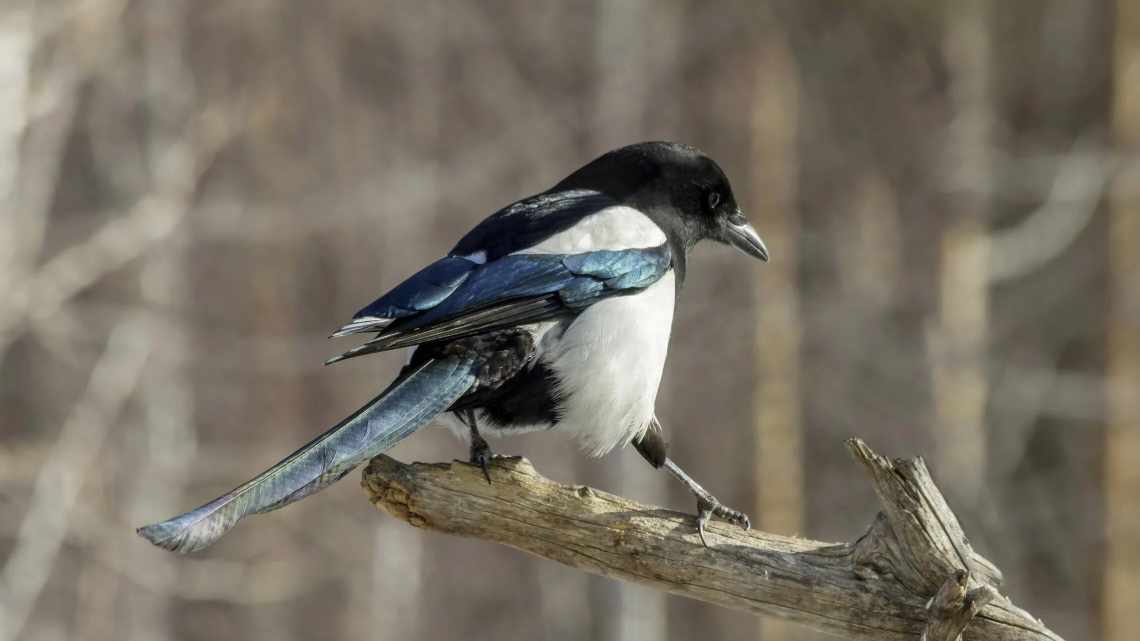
[138,141,768,552]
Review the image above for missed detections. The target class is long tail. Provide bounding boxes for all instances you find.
[137,356,477,553]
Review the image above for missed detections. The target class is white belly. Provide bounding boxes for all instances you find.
[437,206,674,454]
[539,270,675,455]
[434,272,675,454]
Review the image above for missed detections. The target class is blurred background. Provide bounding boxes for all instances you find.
[1,1,1137,640]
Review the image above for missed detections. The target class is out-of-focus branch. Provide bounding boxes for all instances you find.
[0,118,227,353]
[983,134,1113,284]
[0,2,81,356]
[0,317,153,641]
[0,0,137,362]
[362,439,1063,641]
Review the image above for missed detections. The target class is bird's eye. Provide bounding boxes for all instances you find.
[707,190,721,210]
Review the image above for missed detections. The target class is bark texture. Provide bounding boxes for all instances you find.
[361,438,1063,641]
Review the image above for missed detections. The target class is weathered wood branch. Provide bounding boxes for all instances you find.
[361,439,1063,641]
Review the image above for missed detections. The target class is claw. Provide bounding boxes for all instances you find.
[661,456,750,546]
[697,501,714,547]
[694,495,750,546]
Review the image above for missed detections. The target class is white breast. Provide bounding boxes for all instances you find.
[436,206,674,451]
[539,270,675,456]
[517,205,666,254]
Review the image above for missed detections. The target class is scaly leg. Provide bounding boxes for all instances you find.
[662,458,751,546]
[633,420,751,546]
[459,409,494,484]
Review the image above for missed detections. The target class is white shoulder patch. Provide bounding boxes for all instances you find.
[516,205,666,255]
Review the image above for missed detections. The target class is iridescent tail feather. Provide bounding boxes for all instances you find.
[137,357,477,553]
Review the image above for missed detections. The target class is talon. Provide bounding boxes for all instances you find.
[696,498,714,547]
[694,496,751,545]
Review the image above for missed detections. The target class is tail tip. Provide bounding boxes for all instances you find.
[136,521,181,551]
[136,519,210,554]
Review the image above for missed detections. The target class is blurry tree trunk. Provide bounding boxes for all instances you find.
[748,32,803,641]
[126,4,197,640]
[129,233,193,641]
[779,1,949,544]
[0,1,77,359]
[592,3,667,639]
[931,0,992,505]
[985,2,1113,637]
[357,7,443,639]
[0,4,32,301]
[0,320,152,641]
[1105,1,1140,637]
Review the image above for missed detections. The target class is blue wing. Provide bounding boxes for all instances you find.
[327,243,672,364]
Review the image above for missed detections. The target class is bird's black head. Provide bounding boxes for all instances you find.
[555,141,769,262]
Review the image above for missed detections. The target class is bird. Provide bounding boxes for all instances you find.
[137,141,769,553]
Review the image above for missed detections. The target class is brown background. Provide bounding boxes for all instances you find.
[1,2,1137,641]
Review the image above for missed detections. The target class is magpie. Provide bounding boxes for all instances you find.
[138,142,768,553]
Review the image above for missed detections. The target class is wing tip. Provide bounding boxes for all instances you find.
[325,340,389,365]
[329,316,394,338]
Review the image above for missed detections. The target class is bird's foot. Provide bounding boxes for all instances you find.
[695,495,751,547]
[469,435,496,484]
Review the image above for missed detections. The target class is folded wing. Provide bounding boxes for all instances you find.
[327,243,672,364]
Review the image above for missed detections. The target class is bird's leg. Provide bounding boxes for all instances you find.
[461,409,494,484]
[662,458,751,546]
[633,422,751,546]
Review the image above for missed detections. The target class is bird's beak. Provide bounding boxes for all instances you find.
[724,213,769,261]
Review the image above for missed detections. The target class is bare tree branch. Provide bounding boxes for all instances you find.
[0,316,153,641]
[0,1,82,359]
[361,439,1063,641]
[983,134,1113,284]
[0,117,227,353]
